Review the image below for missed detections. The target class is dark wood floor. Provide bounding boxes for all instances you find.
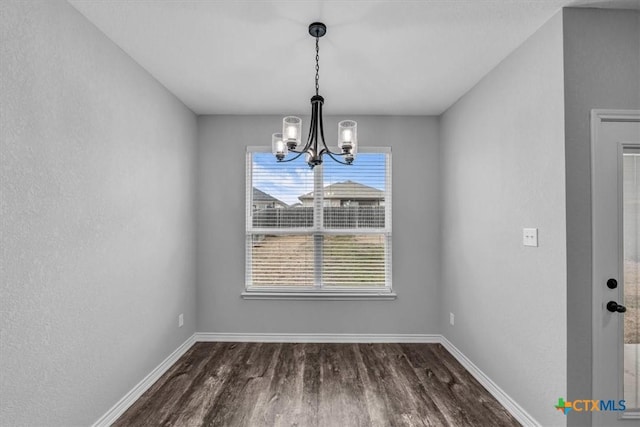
[114,342,520,427]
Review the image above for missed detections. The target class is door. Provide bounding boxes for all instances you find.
[592,109,640,425]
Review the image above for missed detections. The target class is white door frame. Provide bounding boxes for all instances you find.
[591,109,640,424]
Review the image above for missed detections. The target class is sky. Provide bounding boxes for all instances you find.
[252,152,386,206]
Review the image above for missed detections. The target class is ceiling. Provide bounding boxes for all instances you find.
[67,0,638,116]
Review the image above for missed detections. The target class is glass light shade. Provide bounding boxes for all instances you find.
[272,133,287,160]
[283,116,302,150]
[338,120,357,162]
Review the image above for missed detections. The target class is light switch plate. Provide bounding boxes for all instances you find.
[523,228,538,247]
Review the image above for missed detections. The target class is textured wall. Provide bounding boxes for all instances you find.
[440,12,566,426]
[0,1,197,425]
[196,115,441,334]
[562,8,640,427]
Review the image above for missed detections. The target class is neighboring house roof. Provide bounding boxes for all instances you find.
[253,187,288,207]
[298,180,384,201]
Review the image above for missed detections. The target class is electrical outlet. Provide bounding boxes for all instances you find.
[523,228,538,247]
[178,313,184,328]
[449,312,455,326]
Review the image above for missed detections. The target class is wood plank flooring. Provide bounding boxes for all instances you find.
[113,342,520,427]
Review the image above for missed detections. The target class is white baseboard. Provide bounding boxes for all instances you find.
[93,332,537,427]
[195,332,441,343]
[92,334,196,427]
[440,337,540,427]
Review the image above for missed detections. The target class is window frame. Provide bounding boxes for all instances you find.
[243,146,395,300]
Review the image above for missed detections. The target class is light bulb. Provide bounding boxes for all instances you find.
[342,129,352,143]
[287,126,297,139]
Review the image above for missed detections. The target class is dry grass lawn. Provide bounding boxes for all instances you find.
[251,234,386,287]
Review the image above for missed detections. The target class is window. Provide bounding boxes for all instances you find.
[244,146,393,299]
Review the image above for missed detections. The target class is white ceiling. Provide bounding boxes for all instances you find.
[67,0,639,115]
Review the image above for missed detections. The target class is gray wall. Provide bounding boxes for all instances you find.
[0,1,197,425]
[440,12,566,426]
[196,115,441,334]
[562,8,640,427]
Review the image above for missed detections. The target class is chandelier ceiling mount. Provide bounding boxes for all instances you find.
[308,22,326,38]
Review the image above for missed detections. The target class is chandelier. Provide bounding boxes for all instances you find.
[271,22,358,169]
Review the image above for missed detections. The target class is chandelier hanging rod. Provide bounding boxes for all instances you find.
[271,22,358,169]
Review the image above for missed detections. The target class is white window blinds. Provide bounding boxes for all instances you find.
[246,147,392,293]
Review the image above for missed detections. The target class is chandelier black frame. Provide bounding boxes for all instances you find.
[272,22,358,169]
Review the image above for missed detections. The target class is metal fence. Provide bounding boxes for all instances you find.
[252,206,385,228]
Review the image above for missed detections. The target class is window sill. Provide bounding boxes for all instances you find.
[241,291,397,301]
